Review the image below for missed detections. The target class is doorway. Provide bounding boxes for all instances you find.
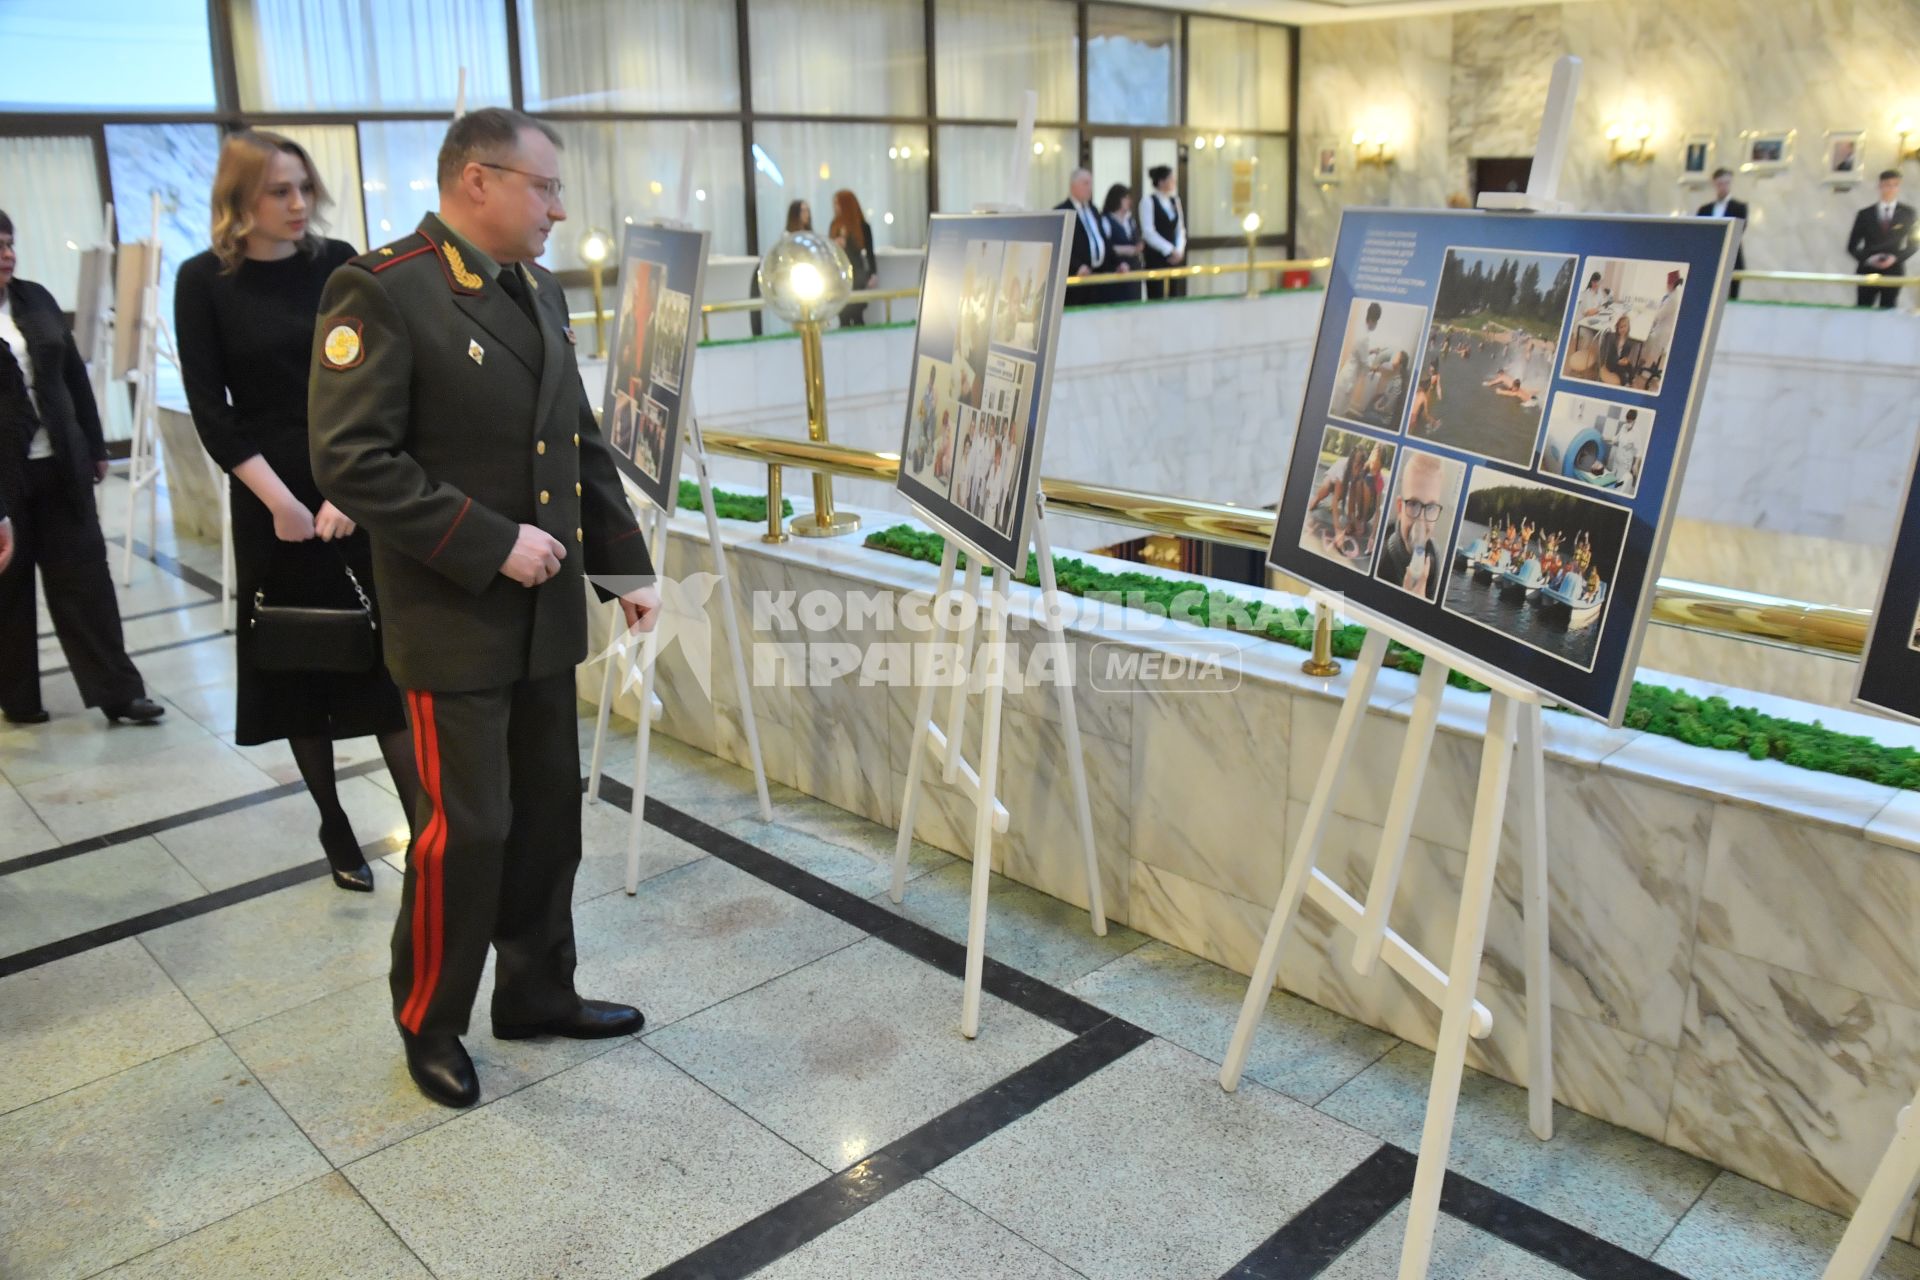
[1472,157,1533,199]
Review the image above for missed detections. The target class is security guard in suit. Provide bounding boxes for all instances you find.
[309,108,660,1109]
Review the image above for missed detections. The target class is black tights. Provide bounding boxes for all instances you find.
[289,730,420,854]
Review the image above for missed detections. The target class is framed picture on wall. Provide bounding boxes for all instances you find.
[1677,133,1716,186]
[1313,138,1341,187]
[1738,128,1795,175]
[1823,130,1866,186]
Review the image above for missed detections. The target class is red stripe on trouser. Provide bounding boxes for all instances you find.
[399,691,447,1032]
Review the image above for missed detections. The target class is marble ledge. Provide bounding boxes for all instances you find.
[650,499,1920,849]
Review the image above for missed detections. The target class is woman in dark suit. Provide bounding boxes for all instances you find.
[1100,183,1143,304]
[0,210,163,727]
[829,189,878,327]
[1596,314,1637,387]
[175,131,415,892]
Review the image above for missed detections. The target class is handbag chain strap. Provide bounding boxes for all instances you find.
[251,543,378,632]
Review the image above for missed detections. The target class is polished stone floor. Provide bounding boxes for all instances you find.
[2,475,1917,1279]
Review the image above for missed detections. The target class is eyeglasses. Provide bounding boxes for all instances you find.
[479,163,565,202]
[1400,498,1444,520]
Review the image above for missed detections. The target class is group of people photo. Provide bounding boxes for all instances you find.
[1299,424,1397,574]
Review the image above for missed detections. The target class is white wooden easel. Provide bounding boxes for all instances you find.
[891,493,1107,1037]
[585,414,774,890]
[1220,58,1582,1280]
[1823,1090,1920,1279]
[119,191,165,587]
[889,90,1105,1038]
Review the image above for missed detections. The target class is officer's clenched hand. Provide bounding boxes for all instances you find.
[501,523,566,586]
[620,585,661,634]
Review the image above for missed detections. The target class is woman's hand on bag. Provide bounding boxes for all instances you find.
[314,502,356,541]
[272,501,317,542]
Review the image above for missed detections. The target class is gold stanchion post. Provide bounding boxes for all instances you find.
[1242,212,1263,300]
[759,231,861,538]
[1301,601,1342,676]
[764,464,789,544]
[579,230,610,358]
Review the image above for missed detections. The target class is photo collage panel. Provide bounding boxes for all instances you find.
[598,224,708,506]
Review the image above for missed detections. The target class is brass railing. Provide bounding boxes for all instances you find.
[687,428,1873,660]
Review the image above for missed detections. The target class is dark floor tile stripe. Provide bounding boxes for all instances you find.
[1439,1164,1688,1280]
[1223,1144,1416,1279]
[127,538,225,599]
[649,1018,1151,1280]
[593,774,1115,1036]
[0,758,386,879]
[45,628,227,676]
[39,596,214,640]
[0,834,404,978]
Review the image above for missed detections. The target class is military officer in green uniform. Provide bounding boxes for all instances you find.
[309,107,660,1109]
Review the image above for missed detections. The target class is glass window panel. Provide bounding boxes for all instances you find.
[752,123,928,254]
[750,0,924,116]
[935,125,1078,213]
[230,0,509,112]
[1187,134,1288,239]
[935,0,1076,122]
[267,124,367,253]
[0,0,214,110]
[106,123,222,408]
[1086,5,1178,127]
[0,136,107,309]
[519,0,739,112]
[356,121,445,245]
[550,120,747,263]
[1187,18,1291,131]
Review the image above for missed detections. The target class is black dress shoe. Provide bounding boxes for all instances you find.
[2,708,50,725]
[494,999,644,1041]
[400,1029,480,1108]
[102,697,166,725]
[318,821,374,893]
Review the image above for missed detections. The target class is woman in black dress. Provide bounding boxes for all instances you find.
[175,130,416,892]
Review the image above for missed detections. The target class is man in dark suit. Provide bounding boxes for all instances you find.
[0,210,163,727]
[1055,168,1106,308]
[310,109,660,1109]
[1696,168,1748,300]
[1847,169,1916,309]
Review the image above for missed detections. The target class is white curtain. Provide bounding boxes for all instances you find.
[518,0,738,112]
[268,124,367,252]
[1086,4,1178,127]
[750,0,924,116]
[355,121,444,245]
[1188,18,1291,131]
[551,120,748,263]
[935,125,1078,213]
[934,0,1077,122]
[751,123,928,252]
[230,0,511,111]
[0,135,106,309]
[0,0,216,110]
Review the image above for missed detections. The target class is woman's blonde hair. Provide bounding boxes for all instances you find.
[210,130,329,272]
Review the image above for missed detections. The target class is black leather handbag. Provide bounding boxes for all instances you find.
[250,549,379,674]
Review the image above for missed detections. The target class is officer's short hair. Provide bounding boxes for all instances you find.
[1881,169,1903,182]
[438,108,564,193]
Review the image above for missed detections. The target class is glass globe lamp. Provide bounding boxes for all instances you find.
[758,230,854,326]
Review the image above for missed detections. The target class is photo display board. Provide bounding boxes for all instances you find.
[896,211,1073,577]
[600,223,709,509]
[1854,441,1920,724]
[1269,207,1740,723]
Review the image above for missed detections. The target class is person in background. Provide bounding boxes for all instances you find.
[175,129,417,894]
[1697,168,1748,299]
[1057,168,1107,307]
[784,200,811,233]
[1576,271,1606,319]
[1139,165,1186,299]
[1100,183,1142,304]
[829,190,876,327]
[0,211,163,729]
[1848,170,1916,309]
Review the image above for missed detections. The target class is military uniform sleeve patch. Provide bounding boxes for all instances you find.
[321,319,366,371]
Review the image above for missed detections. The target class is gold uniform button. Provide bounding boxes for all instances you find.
[575,528,584,543]
[572,433,580,447]
[574,482,582,496]
[536,441,546,455]
[539,490,551,504]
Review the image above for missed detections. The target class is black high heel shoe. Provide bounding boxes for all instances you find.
[319,820,374,893]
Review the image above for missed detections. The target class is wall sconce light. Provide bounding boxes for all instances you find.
[1241,211,1263,299]
[1352,130,1393,168]
[1897,120,1920,164]
[1607,120,1655,165]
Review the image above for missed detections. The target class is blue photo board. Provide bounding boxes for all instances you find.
[600,223,709,511]
[896,211,1074,578]
[1855,439,1920,725]
[1268,208,1740,723]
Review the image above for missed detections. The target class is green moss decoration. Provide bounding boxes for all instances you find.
[861,523,1920,791]
[675,480,792,523]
